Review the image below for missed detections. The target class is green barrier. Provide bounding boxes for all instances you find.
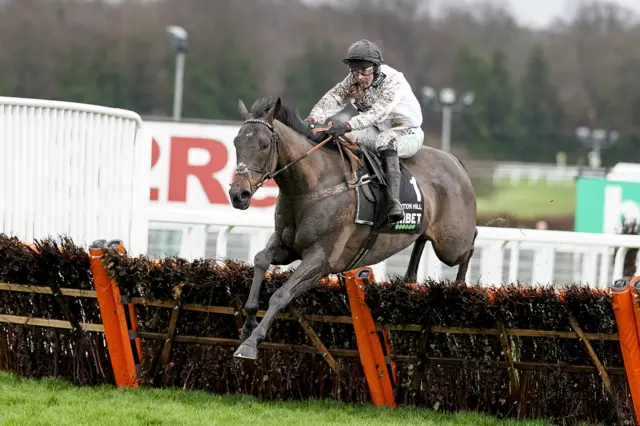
[575,176,640,233]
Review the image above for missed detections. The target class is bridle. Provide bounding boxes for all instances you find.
[234,118,279,196]
[235,118,334,196]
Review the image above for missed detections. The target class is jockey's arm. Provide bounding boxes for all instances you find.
[346,75,402,131]
[307,74,352,124]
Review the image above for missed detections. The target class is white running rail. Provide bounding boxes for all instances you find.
[147,218,640,289]
[0,97,152,255]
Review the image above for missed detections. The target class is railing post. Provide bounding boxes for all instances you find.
[343,267,396,407]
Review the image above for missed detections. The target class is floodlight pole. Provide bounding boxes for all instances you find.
[173,53,185,122]
[441,105,453,154]
[575,126,619,167]
[166,25,189,122]
[421,86,474,153]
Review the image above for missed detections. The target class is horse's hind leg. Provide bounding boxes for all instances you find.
[404,234,429,283]
[455,228,478,283]
[240,232,298,342]
[455,251,472,283]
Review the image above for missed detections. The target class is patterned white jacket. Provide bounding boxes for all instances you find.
[308,64,423,132]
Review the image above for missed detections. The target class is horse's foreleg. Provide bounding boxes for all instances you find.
[234,246,330,360]
[240,232,297,342]
[404,235,429,283]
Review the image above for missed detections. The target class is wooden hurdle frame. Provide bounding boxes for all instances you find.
[85,239,640,415]
[4,237,640,420]
[88,239,397,406]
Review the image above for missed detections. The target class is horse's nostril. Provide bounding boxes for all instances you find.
[240,190,251,201]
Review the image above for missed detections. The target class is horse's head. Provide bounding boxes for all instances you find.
[229,97,281,210]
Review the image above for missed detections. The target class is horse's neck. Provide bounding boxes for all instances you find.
[273,123,342,197]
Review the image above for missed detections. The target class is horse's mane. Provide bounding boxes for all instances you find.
[250,97,319,142]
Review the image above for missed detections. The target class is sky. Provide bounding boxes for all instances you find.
[306,0,640,28]
[432,0,640,28]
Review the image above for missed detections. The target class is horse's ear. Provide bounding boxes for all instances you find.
[265,97,281,124]
[238,99,250,120]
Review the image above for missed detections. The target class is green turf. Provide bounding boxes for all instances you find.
[476,179,576,219]
[0,372,591,426]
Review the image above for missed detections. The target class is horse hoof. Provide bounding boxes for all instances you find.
[233,342,258,360]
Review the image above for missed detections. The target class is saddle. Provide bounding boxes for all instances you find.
[310,124,426,270]
[312,125,424,231]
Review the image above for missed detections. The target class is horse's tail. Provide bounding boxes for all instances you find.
[451,153,469,174]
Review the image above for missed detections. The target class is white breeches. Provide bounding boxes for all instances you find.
[346,126,424,158]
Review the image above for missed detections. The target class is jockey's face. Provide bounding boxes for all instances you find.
[351,66,375,89]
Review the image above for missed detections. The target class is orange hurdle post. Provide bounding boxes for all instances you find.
[343,267,396,407]
[89,240,137,388]
[611,277,640,420]
[105,240,142,387]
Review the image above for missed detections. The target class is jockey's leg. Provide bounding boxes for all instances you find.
[344,126,379,152]
[390,127,424,158]
[375,127,425,223]
[377,147,404,223]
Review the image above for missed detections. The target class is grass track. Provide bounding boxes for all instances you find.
[0,372,597,426]
[476,180,576,219]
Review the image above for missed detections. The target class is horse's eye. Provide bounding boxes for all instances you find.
[259,143,269,150]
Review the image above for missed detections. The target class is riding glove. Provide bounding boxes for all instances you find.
[303,116,316,130]
[326,122,351,138]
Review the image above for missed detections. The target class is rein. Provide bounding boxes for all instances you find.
[238,119,360,198]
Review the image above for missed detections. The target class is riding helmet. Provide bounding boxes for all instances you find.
[342,39,384,69]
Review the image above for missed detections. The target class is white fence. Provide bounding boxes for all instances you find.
[491,162,607,185]
[0,97,151,255]
[147,218,640,289]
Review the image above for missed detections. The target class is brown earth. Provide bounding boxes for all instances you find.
[477,213,574,231]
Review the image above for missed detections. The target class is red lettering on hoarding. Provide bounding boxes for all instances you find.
[168,137,228,204]
[151,138,160,166]
[150,131,279,208]
[150,138,160,201]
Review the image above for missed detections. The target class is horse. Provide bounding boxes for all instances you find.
[228,96,477,360]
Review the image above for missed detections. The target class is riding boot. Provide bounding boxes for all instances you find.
[379,148,404,223]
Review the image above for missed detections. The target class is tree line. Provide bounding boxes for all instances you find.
[0,0,638,165]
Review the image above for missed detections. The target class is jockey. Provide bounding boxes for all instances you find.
[304,39,424,224]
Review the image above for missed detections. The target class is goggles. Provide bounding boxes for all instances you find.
[350,66,375,77]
